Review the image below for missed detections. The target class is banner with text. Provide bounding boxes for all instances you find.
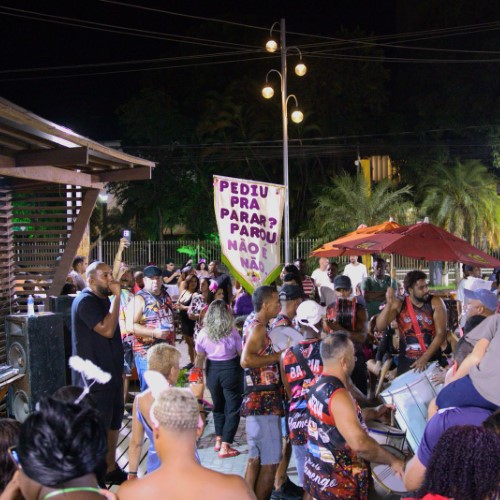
[214,175,285,292]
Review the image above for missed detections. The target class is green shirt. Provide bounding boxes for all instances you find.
[361,275,397,317]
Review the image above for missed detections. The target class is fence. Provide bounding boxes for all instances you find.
[90,238,322,268]
[90,238,498,285]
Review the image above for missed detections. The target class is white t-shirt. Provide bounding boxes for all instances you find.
[311,268,330,288]
[343,263,368,290]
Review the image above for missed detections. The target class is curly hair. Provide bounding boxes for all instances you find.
[0,419,20,491]
[18,397,107,487]
[153,387,199,431]
[203,299,233,342]
[403,270,427,292]
[417,425,500,500]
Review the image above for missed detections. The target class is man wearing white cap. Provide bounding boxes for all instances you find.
[280,301,325,490]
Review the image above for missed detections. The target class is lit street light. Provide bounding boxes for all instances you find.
[262,19,307,263]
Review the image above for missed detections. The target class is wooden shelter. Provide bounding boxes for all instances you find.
[0,96,155,362]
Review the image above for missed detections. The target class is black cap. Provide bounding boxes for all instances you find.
[143,265,162,277]
[334,275,352,290]
[279,284,303,301]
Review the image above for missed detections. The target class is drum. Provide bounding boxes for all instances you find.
[269,326,303,352]
[327,298,357,331]
[371,445,408,499]
[380,363,441,453]
[443,299,459,333]
[367,421,406,451]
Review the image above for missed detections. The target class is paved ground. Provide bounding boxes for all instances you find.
[176,336,299,483]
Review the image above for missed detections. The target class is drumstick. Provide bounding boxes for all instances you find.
[391,408,395,427]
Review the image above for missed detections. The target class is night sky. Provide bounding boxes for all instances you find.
[0,0,496,140]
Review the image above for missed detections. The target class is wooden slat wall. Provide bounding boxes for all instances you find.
[0,184,16,364]
[11,184,85,311]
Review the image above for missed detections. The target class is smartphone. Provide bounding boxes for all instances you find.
[123,229,132,244]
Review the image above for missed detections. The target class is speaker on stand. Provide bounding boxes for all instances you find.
[6,313,65,422]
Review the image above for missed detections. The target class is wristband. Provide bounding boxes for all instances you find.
[128,471,137,475]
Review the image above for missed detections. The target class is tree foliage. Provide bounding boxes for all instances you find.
[308,173,416,241]
[420,160,500,249]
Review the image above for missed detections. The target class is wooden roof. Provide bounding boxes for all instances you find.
[0,97,155,189]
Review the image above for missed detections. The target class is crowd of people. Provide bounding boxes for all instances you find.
[1,246,499,500]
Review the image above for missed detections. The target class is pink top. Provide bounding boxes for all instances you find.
[195,327,242,361]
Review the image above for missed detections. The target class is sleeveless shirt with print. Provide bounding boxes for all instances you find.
[282,339,323,445]
[304,375,370,500]
[241,318,283,417]
[397,296,435,359]
[133,289,174,355]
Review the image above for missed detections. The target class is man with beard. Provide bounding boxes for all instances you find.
[71,261,126,484]
[126,265,175,391]
[376,270,447,374]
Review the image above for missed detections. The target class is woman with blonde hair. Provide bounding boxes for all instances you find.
[127,344,181,479]
[194,299,243,458]
[118,388,254,500]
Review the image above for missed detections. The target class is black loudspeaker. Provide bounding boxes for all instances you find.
[6,313,65,422]
[50,295,76,384]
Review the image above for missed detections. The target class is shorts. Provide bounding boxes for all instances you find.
[123,341,134,376]
[436,375,498,411]
[91,384,124,431]
[246,415,282,465]
[292,443,308,486]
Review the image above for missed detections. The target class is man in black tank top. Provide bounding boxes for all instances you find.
[303,334,405,499]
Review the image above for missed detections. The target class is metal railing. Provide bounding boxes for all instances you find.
[90,238,499,284]
[89,238,323,268]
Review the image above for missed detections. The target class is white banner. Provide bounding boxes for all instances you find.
[214,175,285,291]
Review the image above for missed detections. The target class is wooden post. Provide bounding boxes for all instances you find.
[46,189,99,298]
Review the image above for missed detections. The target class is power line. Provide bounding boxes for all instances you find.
[96,0,269,32]
[0,54,276,82]
[0,5,259,49]
[0,48,261,74]
[306,51,500,64]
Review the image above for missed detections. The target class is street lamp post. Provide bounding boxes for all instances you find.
[263,18,306,264]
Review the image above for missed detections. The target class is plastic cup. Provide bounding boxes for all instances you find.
[38,304,45,314]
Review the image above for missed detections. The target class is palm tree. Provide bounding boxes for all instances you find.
[308,172,416,240]
[420,159,500,250]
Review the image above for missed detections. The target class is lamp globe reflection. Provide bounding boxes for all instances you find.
[266,39,278,53]
[261,85,274,99]
[295,62,307,76]
[291,109,304,124]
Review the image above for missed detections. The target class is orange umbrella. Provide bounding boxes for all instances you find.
[310,220,406,258]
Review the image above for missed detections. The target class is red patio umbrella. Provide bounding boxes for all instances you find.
[340,220,500,268]
[310,220,406,258]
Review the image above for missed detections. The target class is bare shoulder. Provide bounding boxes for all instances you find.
[116,477,148,500]
[209,473,256,500]
[431,295,446,308]
[246,322,267,347]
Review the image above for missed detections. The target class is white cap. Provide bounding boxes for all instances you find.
[296,300,325,333]
[464,277,491,292]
